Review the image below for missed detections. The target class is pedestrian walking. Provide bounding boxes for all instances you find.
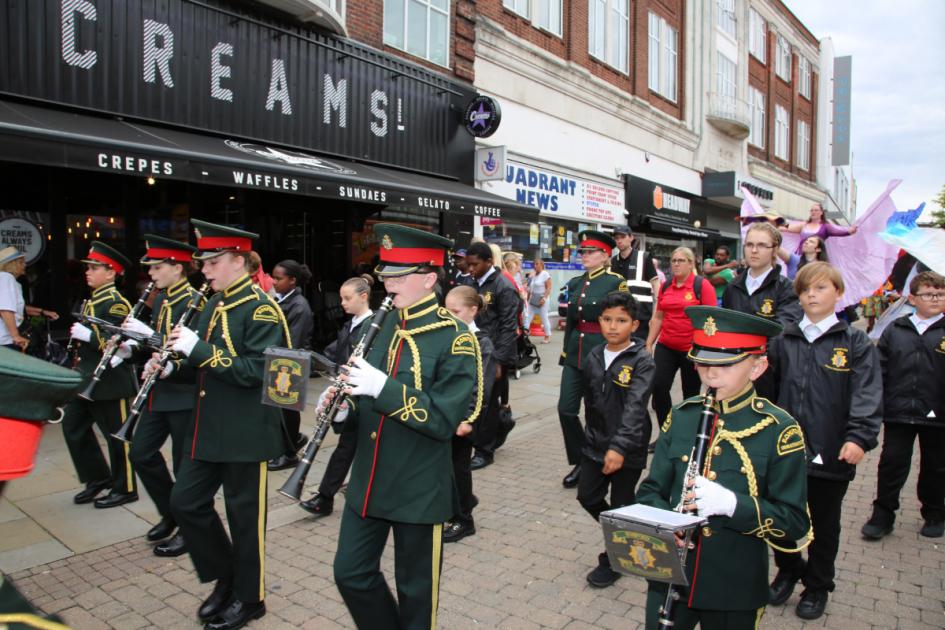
[610,225,659,340]
[525,258,553,343]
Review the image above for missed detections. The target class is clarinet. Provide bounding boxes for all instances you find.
[279,296,395,501]
[77,282,155,401]
[658,387,718,628]
[68,299,90,369]
[113,283,211,443]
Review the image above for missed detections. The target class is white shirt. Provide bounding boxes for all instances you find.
[477,266,497,287]
[0,271,25,345]
[529,270,551,297]
[351,310,373,332]
[745,266,773,296]
[910,312,943,335]
[467,321,480,334]
[799,313,840,344]
[603,342,633,370]
[275,288,296,304]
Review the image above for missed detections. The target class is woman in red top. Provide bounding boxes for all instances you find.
[645,246,715,431]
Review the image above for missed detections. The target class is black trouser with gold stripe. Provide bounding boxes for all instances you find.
[334,506,443,630]
[129,409,189,521]
[169,459,268,603]
[62,398,135,494]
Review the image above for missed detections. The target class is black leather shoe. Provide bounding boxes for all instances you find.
[470,453,494,471]
[861,512,894,540]
[205,599,266,630]
[93,490,138,509]
[267,454,299,471]
[493,414,516,450]
[198,578,233,622]
[443,520,475,543]
[586,552,621,588]
[562,465,580,488]
[146,517,176,542]
[920,519,944,538]
[795,589,828,620]
[299,493,334,518]
[768,563,805,605]
[73,479,111,505]
[154,533,187,557]
[294,433,309,451]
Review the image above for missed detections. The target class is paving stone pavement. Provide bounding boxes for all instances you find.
[6,334,945,629]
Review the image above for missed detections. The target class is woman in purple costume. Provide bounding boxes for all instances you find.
[780,202,857,253]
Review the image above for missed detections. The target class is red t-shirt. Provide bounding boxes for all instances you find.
[656,273,716,351]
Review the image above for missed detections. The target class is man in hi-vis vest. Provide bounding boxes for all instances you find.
[611,226,659,341]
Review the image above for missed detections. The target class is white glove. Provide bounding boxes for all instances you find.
[70,323,92,342]
[318,388,349,423]
[109,355,124,368]
[171,326,199,357]
[115,340,137,360]
[693,475,737,517]
[345,357,387,399]
[122,318,154,336]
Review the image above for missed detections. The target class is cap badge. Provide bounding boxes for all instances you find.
[703,317,718,337]
[381,234,393,250]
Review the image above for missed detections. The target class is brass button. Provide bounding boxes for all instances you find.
[199,390,206,398]
[681,454,689,463]
[707,470,717,481]
[712,446,722,456]
[755,400,763,409]
[580,333,585,338]
[702,526,712,537]
[370,431,377,440]
[717,420,725,428]
[740,466,747,474]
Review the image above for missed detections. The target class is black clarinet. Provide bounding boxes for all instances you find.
[279,296,394,501]
[68,299,90,368]
[113,283,211,443]
[658,387,718,628]
[77,282,155,401]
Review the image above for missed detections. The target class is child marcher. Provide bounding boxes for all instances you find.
[578,291,655,587]
[861,271,945,540]
[767,262,882,620]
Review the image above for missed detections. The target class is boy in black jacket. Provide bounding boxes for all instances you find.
[862,271,945,540]
[577,291,655,588]
[767,262,882,621]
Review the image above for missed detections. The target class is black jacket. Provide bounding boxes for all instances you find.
[768,320,882,480]
[878,315,945,426]
[611,247,657,320]
[278,289,313,351]
[324,314,369,365]
[580,342,655,469]
[722,266,802,328]
[474,267,520,366]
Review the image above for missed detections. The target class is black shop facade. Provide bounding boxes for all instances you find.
[0,0,535,333]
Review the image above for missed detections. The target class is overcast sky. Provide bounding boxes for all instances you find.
[788,0,945,219]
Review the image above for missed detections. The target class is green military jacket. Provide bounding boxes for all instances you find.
[146,278,203,412]
[180,275,288,462]
[561,266,627,369]
[345,292,480,524]
[637,385,810,611]
[76,282,137,400]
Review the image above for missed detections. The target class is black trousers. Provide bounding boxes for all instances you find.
[473,366,507,456]
[129,408,189,521]
[317,428,358,498]
[576,458,642,522]
[557,364,585,465]
[334,507,443,630]
[451,434,474,524]
[652,343,701,430]
[645,587,764,630]
[873,423,945,522]
[170,459,268,603]
[774,476,849,593]
[62,397,135,494]
[280,408,302,456]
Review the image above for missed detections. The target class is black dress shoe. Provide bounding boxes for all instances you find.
[470,453,494,470]
[299,493,334,518]
[861,512,894,540]
[795,589,828,620]
[768,562,805,605]
[147,517,177,542]
[920,519,944,538]
[154,533,187,557]
[205,599,266,630]
[586,552,621,588]
[443,520,475,543]
[562,465,580,488]
[198,578,233,622]
[93,490,138,509]
[73,479,111,505]
[266,454,299,471]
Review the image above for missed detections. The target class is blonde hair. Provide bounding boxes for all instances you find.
[503,252,522,272]
[488,244,503,269]
[342,274,374,296]
[746,222,783,248]
[446,285,484,312]
[794,261,844,295]
[671,247,695,265]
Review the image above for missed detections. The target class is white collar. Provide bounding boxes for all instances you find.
[351,310,373,329]
[276,288,296,303]
[910,312,943,332]
[477,266,497,286]
[467,320,480,334]
[799,313,840,340]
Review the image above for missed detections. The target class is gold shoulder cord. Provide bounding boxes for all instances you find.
[386,320,456,389]
[462,334,484,424]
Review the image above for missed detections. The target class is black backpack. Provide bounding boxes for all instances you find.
[659,275,706,301]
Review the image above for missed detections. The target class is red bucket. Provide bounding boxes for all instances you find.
[0,417,45,481]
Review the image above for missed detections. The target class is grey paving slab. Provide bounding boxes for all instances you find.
[0,538,73,573]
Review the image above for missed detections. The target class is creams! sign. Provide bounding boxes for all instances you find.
[0,217,45,264]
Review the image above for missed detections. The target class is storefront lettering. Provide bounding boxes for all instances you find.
[417,197,450,210]
[232,171,299,191]
[97,153,173,175]
[475,205,502,217]
[339,186,386,202]
[506,165,578,212]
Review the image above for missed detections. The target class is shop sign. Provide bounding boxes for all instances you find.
[487,161,624,225]
[0,217,45,264]
[475,145,506,182]
[703,171,774,208]
[626,175,706,227]
[464,96,502,138]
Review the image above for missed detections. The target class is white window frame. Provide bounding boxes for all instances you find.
[775,34,792,82]
[717,52,736,101]
[383,0,451,67]
[648,12,677,102]
[748,86,765,148]
[748,8,766,62]
[774,104,789,160]
[798,56,812,99]
[503,0,529,18]
[716,0,736,39]
[796,119,810,170]
[589,0,630,74]
[504,0,562,37]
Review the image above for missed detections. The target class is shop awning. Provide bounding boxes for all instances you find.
[646,217,718,240]
[0,99,538,223]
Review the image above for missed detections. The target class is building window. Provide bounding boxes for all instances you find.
[798,56,812,99]
[774,104,789,160]
[648,12,678,102]
[589,0,630,73]
[504,0,562,36]
[775,34,792,82]
[383,0,450,67]
[503,0,529,18]
[796,119,810,170]
[749,8,766,62]
[717,52,736,100]
[327,0,345,15]
[717,0,736,39]
[747,86,765,148]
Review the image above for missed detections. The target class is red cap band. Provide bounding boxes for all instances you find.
[380,247,445,266]
[146,247,193,262]
[692,329,767,352]
[197,236,253,252]
[87,250,125,274]
[579,239,613,256]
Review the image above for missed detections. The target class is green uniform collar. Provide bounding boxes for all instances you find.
[166,278,190,297]
[718,382,756,414]
[223,274,253,298]
[401,293,439,322]
[588,267,606,280]
[91,282,115,298]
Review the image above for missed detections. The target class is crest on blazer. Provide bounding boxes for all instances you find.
[826,347,849,371]
[777,425,805,456]
[758,298,775,317]
[451,332,477,357]
[614,364,633,387]
[483,291,493,305]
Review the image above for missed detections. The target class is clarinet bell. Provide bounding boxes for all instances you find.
[76,378,97,402]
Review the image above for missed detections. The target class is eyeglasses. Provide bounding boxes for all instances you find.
[670,258,690,264]
[914,292,945,302]
[744,242,775,251]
